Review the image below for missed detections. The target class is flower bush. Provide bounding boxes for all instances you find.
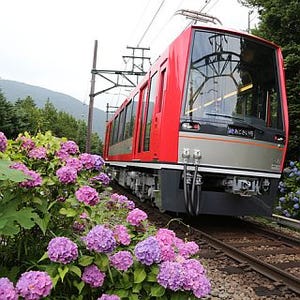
[275,161,300,219]
[0,131,211,299]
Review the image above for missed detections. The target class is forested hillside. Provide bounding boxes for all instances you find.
[0,79,106,139]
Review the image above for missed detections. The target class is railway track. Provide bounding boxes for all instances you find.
[187,218,300,295]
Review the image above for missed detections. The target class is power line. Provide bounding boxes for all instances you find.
[137,0,166,47]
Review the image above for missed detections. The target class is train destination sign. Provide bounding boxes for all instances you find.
[227,125,254,138]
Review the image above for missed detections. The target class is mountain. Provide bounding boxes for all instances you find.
[0,79,106,139]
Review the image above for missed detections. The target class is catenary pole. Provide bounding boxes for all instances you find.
[86,40,98,153]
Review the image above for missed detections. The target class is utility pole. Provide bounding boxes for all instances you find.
[86,40,98,153]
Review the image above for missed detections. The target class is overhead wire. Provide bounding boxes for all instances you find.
[137,0,166,47]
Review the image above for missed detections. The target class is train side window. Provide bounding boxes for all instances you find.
[144,72,158,151]
[124,100,133,140]
[112,115,119,145]
[130,94,138,137]
[157,68,166,113]
[117,109,126,142]
[138,86,148,153]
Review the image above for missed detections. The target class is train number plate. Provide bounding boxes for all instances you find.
[227,125,254,138]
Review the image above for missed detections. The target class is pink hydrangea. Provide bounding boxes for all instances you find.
[79,153,95,169]
[0,277,18,300]
[60,140,79,154]
[82,265,105,288]
[56,166,77,184]
[97,295,120,300]
[47,237,78,264]
[10,163,42,188]
[75,185,100,206]
[65,157,83,171]
[113,225,131,246]
[17,136,35,151]
[28,146,47,159]
[126,208,147,226]
[16,271,52,300]
[0,132,8,152]
[109,250,133,271]
[55,149,70,161]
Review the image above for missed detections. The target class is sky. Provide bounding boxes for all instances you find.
[0,0,258,111]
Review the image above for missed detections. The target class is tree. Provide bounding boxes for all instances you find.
[0,91,16,137]
[239,0,300,159]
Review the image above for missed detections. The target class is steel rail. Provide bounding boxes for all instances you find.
[195,227,300,295]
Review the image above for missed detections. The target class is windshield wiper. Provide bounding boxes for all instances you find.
[205,113,264,133]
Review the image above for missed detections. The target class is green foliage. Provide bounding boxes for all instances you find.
[239,0,300,159]
[275,161,300,219]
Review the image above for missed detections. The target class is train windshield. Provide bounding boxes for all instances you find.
[183,30,283,130]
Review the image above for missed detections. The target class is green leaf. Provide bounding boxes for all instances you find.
[128,294,139,300]
[34,213,50,235]
[59,207,77,217]
[0,160,29,182]
[132,283,142,293]
[73,280,85,294]
[150,284,165,297]
[69,265,82,278]
[133,266,146,283]
[58,266,69,282]
[38,251,49,262]
[51,274,60,288]
[78,255,94,266]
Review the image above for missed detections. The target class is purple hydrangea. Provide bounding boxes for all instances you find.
[84,225,116,253]
[47,237,78,264]
[75,185,100,206]
[178,241,199,258]
[156,228,176,246]
[82,265,105,288]
[55,149,70,161]
[0,277,18,300]
[93,154,105,170]
[56,166,77,184]
[28,146,47,159]
[90,173,111,185]
[0,132,8,152]
[110,193,135,210]
[109,250,133,271]
[20,170,42,188]
[10,163,42,188]
[126,208,147,226]
[16,271,52,300]
[97,295,120,300]
[157,261,185,291]
[17,136,35,151]
[65,157,83,171]
[134,236,161,265]
[79,153,95,169]
[60,140,79,154]
[113,225,131,246]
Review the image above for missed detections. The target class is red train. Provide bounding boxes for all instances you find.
[103,25,289,216]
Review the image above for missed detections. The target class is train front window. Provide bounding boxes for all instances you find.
[183,30,283,130]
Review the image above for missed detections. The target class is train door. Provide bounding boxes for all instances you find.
[151,63,167,160]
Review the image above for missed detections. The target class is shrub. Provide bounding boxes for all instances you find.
[275,161,300,219]
[0,131,211,299]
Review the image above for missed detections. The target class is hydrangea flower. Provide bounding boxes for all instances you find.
[93,154,105,170]
[65,157,83,171]
[84,225,116,253]
[75,185,100,206]
[109,250,133,271]
[56,166,77,184]
[16,271,52,300]
[126,208,148,226]
[0,277,18,300]
[55,149,70,161]
[10,163,42,188]
[177,241,199,258]
[60,140,79,154]
[82,265,105,288]
[79,153,95,169]
[90,173,111,185]
[113,225,131,246]
[134,236,161,265]
[97,295,120,300]
[157,261,185,291]
[28,146,47,159]
[17,136,35,151]
[47,237,78,264]
[0,132,7,152]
